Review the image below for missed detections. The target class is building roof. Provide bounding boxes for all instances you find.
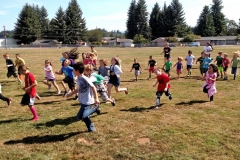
[195,36,237,41]
[108,38,133,43]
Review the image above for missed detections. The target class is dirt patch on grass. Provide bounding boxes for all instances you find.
[77,138,95,145]
[137,137,150,145]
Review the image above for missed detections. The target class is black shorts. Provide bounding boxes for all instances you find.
[223,66,228,72]
[7,71,18,78]
[63,77,75,90]
[187,65,192,69]
[156,90,170,97]
[165,69,170,73]
[21,93,35,106]
[164,54,171,59]
[108,75,120,87]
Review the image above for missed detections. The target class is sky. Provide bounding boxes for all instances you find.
[0,0,239,32]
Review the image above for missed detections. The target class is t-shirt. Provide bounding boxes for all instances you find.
[197,57,204,68]
[165,62,172,70]
[204,46,212,55]
[91,50,98,58]
[231,58,240,67]
[185,55,195,65]
[222,58,231,67]
[24,72,37,97]
[163,47,171,54]
[15,58,25,67]
[203,57,212,69]
[77,75,95,105]
[157,73,170,92]
[90,72,104,85]
[206,71,216,85]
[148,60,156,67]
[61,66,74,78]
[215,56,223,67]
[98,66,109,77]
[132,63,141,70]
[6,59,16,72]
[44,65,55,79]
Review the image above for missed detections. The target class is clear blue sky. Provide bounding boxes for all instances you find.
[0,0,239,32]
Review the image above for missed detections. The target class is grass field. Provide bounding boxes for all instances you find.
[0,46,240,160]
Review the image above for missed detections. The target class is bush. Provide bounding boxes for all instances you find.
[165,37,178,43]
[182,34,201,42]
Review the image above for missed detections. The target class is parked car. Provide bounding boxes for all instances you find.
[188,42,200,47]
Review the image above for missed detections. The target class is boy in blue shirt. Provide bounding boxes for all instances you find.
[202,53,212,76]
[66,62,100,132]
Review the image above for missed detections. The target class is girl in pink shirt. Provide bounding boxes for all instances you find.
[202,64,218,101]
[43,60,61,94]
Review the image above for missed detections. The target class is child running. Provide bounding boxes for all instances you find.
[231,51,240,80]
[43,60,61,94]
[0,83,12,106]
[56,59,76,97]
[148,55,157,80]
[153,68,172,109]
[65,62,100,132]
[222,53,231,80]
[84,64,115,106]
[3,53,21,83]
[98,59,110,85]
[130,58,142,81]
[196,52,205,76]
[172,57,183,79]
[163,58,172,77]
[185,50,195,77]
[18,65,39,121]
[15,53,25,84]
[214,51,223,78]
[107,57,128,100]
[202,53,212,76]
[202,64,218,102]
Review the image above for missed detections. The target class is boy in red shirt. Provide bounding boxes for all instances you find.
[19,65,39,121]
[222,53,231,80]
[153,68,172,109]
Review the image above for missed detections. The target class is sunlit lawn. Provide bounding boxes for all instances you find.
[0,46,240,159]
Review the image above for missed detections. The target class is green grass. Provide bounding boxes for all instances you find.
[0,46,240,159]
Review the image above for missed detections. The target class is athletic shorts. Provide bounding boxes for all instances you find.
[45,77,55,81]
[218,66,223,72]
[164,54,171,60]
[149,67,155,73]
[63,77,75,90]
[108,76,120,87]
[176,69,182,74]
[223,66,228,72]
[135,70,141,75]
[200,68,204,75]
[21,93,35,106]
[165,69,170,73]
[7,71,18,78]
[202,68,208,73]
[187,65,192,69]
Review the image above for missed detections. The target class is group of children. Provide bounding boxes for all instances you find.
[1,43,240,132]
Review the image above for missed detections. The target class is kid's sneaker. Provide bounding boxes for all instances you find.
[169,95,172,100]
[111,98,116,106]
[94,104,101,115]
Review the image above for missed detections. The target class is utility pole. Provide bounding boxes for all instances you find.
[3,26,7,49]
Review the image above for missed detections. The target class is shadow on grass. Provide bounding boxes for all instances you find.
[120,104,165,112]
[35,116,78,128]
[0,118,28,124]
[175,100,209,106]
[4,131,83,144]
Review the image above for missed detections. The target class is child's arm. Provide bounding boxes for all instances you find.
[55,70,63,75]
[91,86,100,104]
[164,83,169,91]
[171,63,177,69]
[153,79,158,87]
[130,64,133,72]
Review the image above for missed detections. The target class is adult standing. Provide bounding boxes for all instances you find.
[203,42,213,57]
[161,43,172,63]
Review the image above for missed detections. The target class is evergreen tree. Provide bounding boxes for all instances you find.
[164,5,175,37]
[135,0,151,40]
[211,0,225,35]
[126,0,137,39]
[157,2,168,37]
[195,6,215,36]
[39,6,49,38]
[13,3,41,44]
[48,6,67,42]
[149,3,160,40]
[64,0,87,43]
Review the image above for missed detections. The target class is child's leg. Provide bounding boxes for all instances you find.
[81,104,97,132]
[164,90,172,100]
[52,81,60,92]
[115,86,128,95]
[149,71,151,79]
[0,93,8,101]
[155,91,162,108]
[28,105,39,120]
[210,95,214,101]
[107,83,113,99]
[61,81,67,92]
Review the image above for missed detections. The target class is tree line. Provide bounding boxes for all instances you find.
[9,0,240,44]
[126,0,240,43]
